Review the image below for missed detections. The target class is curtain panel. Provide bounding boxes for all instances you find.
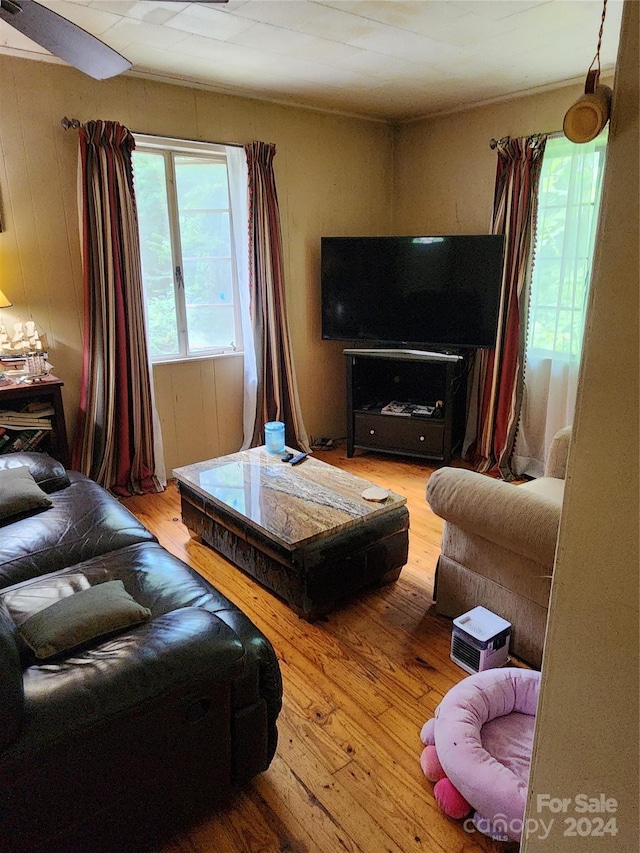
[465,134,547,479]
[244,141,310,453]
[225,145,258,450]
[513,132,607,477]
[72,120,160,496]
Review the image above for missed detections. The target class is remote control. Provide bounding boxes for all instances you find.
[290,452,308,466]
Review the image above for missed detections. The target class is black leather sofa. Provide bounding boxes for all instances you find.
[0,452,282,853]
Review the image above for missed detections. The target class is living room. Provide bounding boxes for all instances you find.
[0,1,637,852]
[0,7,623,475]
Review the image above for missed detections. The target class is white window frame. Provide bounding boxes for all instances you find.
[133,134,243,364]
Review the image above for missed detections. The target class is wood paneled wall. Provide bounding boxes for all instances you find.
[0,55,393,471]
[153,356,244,472]
[391,74,614,237]
[0,54,614,475]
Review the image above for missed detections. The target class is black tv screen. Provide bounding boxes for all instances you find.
[321,235,505,350]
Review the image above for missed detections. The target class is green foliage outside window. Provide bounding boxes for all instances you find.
[133,147,238,359]
[528,132,607,360]
[134,151,178,357]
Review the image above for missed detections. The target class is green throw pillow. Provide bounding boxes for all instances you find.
[18,580,152,660]
[0,465,52,521]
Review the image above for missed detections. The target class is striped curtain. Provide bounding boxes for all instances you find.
[466,134,547,479]
[244,142,310,453]
[72,120,160,496]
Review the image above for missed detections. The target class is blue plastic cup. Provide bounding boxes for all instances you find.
[264,421,286,454]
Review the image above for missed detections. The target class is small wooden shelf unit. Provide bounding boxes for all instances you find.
[0,375,70,467]
[344,349,467,465]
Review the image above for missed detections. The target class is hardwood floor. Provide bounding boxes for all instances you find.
[121,448,518,853]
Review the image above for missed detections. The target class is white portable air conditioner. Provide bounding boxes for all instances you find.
[451,606,511,674]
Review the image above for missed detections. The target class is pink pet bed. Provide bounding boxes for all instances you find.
[420,667,540,842]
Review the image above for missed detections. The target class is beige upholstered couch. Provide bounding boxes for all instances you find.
[426,427,571,669]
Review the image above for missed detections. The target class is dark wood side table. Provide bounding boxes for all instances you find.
[0,375,70,467]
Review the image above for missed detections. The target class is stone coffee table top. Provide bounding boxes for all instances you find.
[173,446,407,551]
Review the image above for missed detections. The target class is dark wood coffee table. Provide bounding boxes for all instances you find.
[173,447,409,619]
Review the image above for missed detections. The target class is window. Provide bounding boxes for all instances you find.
[133,136,243,362]
[514,130,608,477]
[527,130,608,360]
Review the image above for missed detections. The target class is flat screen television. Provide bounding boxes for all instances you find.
[321,235,505,350]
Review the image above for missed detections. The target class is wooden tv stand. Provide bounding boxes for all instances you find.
[344,349,467,465]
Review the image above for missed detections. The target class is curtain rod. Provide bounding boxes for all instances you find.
[60,117,244,149]
[489,130,563,148]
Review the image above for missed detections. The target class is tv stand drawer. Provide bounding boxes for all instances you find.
[354,413,444,457]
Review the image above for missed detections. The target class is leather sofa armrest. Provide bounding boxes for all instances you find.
[23,608,246,741]
[0,452,70,493]
[426,467,561,566]
[544,426,572,479]
[0,599,24,751]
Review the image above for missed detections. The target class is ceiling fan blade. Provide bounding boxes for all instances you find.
[0,0,131,80]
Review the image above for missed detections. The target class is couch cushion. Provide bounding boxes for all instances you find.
[0,472,156,589]
[17,580,152,660]
[0,466,52,521]
[518,476,565,503]
[1,541,283,727]
[4,608,245,761]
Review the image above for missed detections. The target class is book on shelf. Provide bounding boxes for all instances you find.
[0,403,54,431]
[410,404,438,418]
[380,400,414,416]
[8,430,35,452]
[0,397,56,454]
[24,401,55,415]
[0,355,27,366]
[379,400,436,417]
[23,429,49,451]
[0,427,50,453]
[0,414,53,430]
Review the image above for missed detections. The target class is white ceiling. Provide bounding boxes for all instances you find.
[0,0,624,122]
